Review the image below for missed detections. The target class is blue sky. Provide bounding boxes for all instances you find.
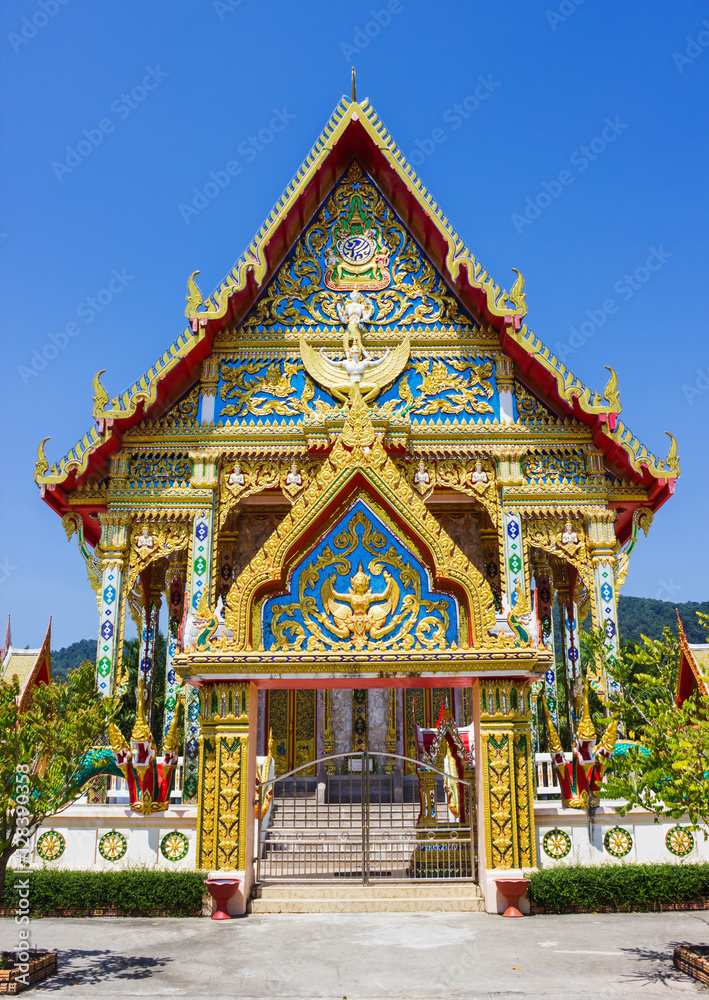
[1,0,707,648]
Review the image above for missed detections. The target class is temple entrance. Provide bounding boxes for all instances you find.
[256,752,476,884]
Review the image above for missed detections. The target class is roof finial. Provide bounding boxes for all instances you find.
[351,66,356,103]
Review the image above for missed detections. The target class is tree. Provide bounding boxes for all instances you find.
[0,661,117,897]
[596,625,709,830]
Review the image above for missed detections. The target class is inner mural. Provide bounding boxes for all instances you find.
[262,500,459,652]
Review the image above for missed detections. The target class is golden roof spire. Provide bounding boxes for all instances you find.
[131,673,154,744]
[542,698,564,756]
[577,680,596,741]
[162,695,182,755]
[351,66,356,103]
[598,716,619,756]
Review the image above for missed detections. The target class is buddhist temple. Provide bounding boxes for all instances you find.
[34,92,679,911]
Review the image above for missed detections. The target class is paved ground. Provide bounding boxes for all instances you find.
[1,911,708,999]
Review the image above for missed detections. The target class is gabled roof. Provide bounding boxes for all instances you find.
[676,611,709,706]
[35,95,679,547]
[1,618,52,711]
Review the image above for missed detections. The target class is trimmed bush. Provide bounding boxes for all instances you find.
[0,868,208,917]
[528,861,709,913]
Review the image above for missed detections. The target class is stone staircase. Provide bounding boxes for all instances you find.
[250,882,485,913]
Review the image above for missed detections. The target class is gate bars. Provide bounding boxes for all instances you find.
[256,751,476,884]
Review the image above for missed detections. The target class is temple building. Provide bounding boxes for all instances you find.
[34,92,678,911]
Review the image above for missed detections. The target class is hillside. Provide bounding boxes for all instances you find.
[50,638,97,680]
[618,596,709,645]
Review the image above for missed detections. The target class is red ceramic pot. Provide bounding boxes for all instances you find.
[206,878,240,920]
[494,878,530,917]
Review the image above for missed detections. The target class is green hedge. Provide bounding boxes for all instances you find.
[1,868,208,917]
[528,862,709,912]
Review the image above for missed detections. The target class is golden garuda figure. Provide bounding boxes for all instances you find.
[317,563,400,650]
[300,336,410,405]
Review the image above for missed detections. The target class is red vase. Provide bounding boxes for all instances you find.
[206,878,241,920]
[494,878,530,917]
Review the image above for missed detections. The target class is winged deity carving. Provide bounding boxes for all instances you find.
[319,562,400,650]
[300,335,410,405]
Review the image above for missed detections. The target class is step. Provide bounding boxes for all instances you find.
[250,882,484,913]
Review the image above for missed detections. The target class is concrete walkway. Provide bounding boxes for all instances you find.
[1,910,707,999]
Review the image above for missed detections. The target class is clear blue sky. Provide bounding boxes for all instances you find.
[1,0,707,648]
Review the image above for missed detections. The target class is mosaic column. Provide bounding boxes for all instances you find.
[478,679,537,871]
[556,575,580,732]
[163,554,187,742]
[183,508,213,803]
[534,562,559,727]
[196,681,258,894]
[586,511,621,699]
[501,509,527,611]
[95,513,129,697]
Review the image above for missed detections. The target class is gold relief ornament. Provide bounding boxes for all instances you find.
[324,193,391,292]
[411,458,434,498]
[435,459,499,527]
[221,387,497,653]
[555,520,583,558]
[127,522,189,590]
[219,359,307,418]
[219,460,281,527]
[300,334,411,406]
[281,460,309,500]
[404,359,495,416]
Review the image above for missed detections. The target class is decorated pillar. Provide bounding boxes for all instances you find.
[534,562,559,727]
[501,510,527,611]
[556,570,581,731]
[478,679,537,880]
[184,450,219,803]
[196,681,258,911]
[95,513,129,697]
[163,553,187,741]
[586,510,620,699]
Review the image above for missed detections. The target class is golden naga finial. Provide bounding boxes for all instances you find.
[163,698,182,755]
[602,366,621,412]
[131,674,155,744]
[542,698,564,756]
[109,722,129,757]
[351,66,356,103]
[185,270,204,318]
[664,432,681,477]
[598,716,619,758]
[509,268,527,315]
[34,436,50,483]
[635,507,653,538]
[92,369,110,420]
[577,681,596,741]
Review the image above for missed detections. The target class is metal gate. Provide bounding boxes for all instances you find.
[256,752,475,883]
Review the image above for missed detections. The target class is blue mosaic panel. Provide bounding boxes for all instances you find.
[262,500,458,652]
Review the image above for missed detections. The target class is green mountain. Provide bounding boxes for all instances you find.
[618,596,709,645]
[50,638,97,680]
